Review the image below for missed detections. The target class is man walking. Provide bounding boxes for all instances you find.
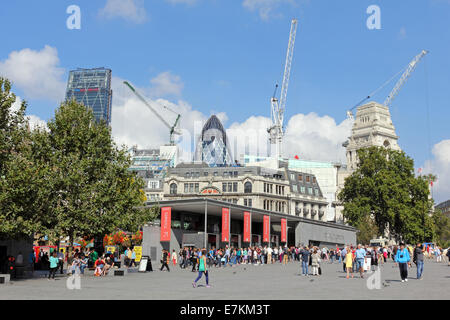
[395,243,410,282]
[300,246,310,276]
[413,243,424,280]
[57,249,65,274]
[341,246,347,272]
[160,249,170,272]
[355,244,366,279]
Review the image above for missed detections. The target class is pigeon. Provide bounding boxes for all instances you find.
[233,271,236,274]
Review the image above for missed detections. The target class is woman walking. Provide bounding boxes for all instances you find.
[192,249,211,288]
[345,246,354,279]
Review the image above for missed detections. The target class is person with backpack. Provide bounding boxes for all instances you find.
[192,249,211,288]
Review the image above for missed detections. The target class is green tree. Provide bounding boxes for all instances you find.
[0,78,53,239]
[39,100,157,251]
[432,209,450,247]
[338,146,435,244]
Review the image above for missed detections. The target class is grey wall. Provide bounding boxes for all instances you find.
[294,222,356,248]
[0,238,33,270]
[142,226,181,264]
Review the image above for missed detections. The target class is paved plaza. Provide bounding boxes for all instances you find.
[1,260,449,300]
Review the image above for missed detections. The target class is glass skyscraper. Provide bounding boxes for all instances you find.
[65,68,113,125]
[195,115,233,167]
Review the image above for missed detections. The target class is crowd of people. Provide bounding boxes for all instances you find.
[157,243,450,286]
[18,242,450,282]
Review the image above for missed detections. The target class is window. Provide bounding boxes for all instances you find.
[270,184,273,193]
[170,183,177,194]
[298,174,303,181]
[222,183,227,192]
[244,181,252,193]
[313,177,316,184]
[184,183,188,193]
[194,172,200,178]
[248,199,252,207]
[300,186,305,193]
[306,176,310,183]
[308,187,313,195]
[195,183,199,193]
[232,199,237,204]
[233,171,238,177]
[290,173,295,180]
[228,182,232,192]
[233,182,237,192]
[292,184,298,192]
[185,172,191,178]
[213,172,218,176]
[314,188,319,196]
[204,172,209,177]
[189,183,194,193]
[223,171,229,177]
[244,199,247,206]
[264,183,266,193]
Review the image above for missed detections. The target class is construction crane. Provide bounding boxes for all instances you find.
[346,49,428,121]
[268,18,298,160]
[123,81,181,145]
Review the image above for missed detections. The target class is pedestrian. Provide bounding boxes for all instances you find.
[413,243,424,280]
[311,249,321,276]
[435,246,442,263]
[395,243,411,282]
[160,249,170,272]
[300,246,310,276]
[94,256,105,276]
[191,249,198,272]
[192,249,210,288]
[355,244,366,279]
[71,254,81,275]
[48,251,59,280]
[341,246,347,272]
[57,249,65,274]
[171,249,177,266]
[345,246,354,279]
[129,247,136,267]
[80,254,88,274]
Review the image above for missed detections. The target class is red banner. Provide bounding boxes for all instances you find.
[160,207,171,242]
[243,211,251,242]
[281,218,287,243]
[222,208,230,242]
[263,215,270,243]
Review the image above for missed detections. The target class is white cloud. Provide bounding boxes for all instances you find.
[149,71,184,97]
[226,112,352,162]
[0,45,66,102]
[243,0,297,20]
[110,76,206,161]
[99,0,147,24]
[423,139,450,204]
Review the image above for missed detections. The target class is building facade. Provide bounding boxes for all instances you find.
[161,162,329,221]
[343,101,401,171]
[65,68,113,125]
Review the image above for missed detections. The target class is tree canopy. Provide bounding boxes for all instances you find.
[338,146,436,244]
[0,77,157,242]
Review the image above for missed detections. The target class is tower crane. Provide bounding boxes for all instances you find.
[123,81,181,145]
[268,18,298,160]
[346,49,428,121]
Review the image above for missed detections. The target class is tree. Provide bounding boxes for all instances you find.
[432,209,450,247]
[0,78,53,239]
[338,146,435,244]
[39,100,157,251]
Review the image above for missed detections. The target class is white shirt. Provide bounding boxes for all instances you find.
[267,248,273,254]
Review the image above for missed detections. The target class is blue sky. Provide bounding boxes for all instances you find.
[1,0,449,202]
